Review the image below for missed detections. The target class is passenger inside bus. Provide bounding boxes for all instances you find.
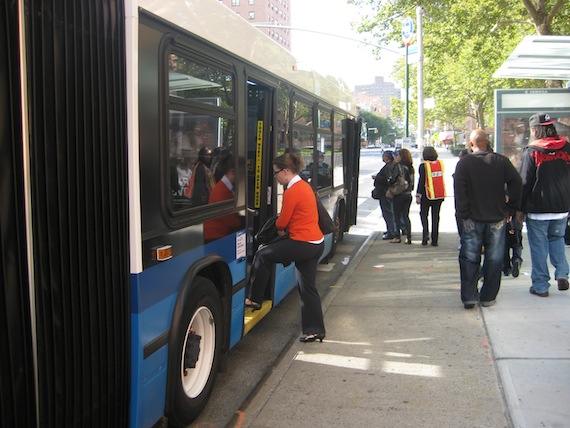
[305,150,332,188]
[203,155,243,243]
[184,146,214,206]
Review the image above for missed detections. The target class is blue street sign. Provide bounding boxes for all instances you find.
[401,17,414,41]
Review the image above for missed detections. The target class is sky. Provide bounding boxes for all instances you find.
[290,0,401,90]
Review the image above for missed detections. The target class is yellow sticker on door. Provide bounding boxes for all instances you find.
[254,121,263,208]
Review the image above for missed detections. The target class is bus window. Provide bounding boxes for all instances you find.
[275,84,290,212]
[167,51,236,214]
[168,112,235,211]
[314,108,332,189]
[168,53,234,109]
[333,112,346,187]
[276,83,290,156]
[313,134,332,189]
[292,99,314,183]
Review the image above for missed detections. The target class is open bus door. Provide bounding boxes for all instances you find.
[244,80,274,329]
[246,81,274,253]
[343,118,362,228]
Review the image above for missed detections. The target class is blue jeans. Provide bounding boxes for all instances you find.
[526,217,569,293]
[379,195,397,236]
[459,219,506,304]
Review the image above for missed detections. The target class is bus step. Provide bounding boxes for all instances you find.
[244,300,273,335]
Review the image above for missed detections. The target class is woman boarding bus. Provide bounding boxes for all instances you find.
[246,152,326,343]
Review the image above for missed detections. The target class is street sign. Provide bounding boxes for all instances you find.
[401,17,415,44]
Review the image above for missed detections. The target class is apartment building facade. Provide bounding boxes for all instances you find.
[219,0,291,50]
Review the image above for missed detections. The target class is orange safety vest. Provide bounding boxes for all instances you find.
[424,160,445,200]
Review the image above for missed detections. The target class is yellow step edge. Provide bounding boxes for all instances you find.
[243,300,273,335]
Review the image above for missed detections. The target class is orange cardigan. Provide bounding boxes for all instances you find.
[276,179,323,242]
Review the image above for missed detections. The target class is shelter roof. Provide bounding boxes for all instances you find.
[493,36,570,81]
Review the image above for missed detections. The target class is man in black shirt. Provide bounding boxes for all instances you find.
[454,129,522,309]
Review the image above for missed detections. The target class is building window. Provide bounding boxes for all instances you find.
[249,0,255,4]
[249,11,255,19]
[231,0,240,5]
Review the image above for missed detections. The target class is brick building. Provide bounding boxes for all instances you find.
[354,76,401,117]
[218,0,291,50]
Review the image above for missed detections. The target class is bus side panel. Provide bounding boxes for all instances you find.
[273,263,297,305]
[230,288,246,348]
[131,233,246,427]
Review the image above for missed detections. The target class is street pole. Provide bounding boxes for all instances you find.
[404,43,409,138]
[416,6,424,149]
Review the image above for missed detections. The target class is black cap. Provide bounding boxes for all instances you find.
[529,113,556,127]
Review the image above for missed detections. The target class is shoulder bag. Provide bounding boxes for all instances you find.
[315,193,337,235]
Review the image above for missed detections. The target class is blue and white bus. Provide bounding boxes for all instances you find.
[1,1,361,427]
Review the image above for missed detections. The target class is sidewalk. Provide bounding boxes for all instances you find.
[238,232,570,428]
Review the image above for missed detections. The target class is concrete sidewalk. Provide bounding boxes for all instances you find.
[238,232,570,428]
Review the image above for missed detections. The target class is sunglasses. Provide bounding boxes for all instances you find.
[273,168,284,176]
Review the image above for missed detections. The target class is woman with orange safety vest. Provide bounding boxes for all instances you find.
[416,146,446,246]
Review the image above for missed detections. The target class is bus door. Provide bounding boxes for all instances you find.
[245,81,274,262]
[343,118,362,228]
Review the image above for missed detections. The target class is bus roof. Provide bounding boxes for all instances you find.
[493,35,570,81]
[139,0,355,114]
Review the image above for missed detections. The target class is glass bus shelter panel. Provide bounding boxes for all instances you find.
[497,113,570,168]
[495,88,570,162]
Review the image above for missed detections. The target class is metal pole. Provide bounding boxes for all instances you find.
[404,43,409,138]
[416,6,424,149]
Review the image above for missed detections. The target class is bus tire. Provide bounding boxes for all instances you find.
[168,276,222,427]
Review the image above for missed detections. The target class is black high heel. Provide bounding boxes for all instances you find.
[299,333,325,343]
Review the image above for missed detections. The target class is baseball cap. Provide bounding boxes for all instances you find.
[529,112,556,127]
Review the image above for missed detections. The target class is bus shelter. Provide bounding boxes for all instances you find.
[493,36,570,164]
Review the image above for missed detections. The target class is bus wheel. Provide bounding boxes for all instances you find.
[168,277,222,427]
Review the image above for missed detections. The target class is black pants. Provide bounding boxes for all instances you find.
[420,198,443,243]
[249,238,325,335]
[393,193,412,238]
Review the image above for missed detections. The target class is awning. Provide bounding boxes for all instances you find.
[493,35,570,81]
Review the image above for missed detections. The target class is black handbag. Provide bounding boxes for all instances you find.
[255,216,279,245]
[315,194,336,235]
[371,187,382,200]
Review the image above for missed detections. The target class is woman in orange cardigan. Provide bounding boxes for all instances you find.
[245,152,325,343]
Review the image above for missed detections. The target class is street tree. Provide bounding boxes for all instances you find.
[349,0,570,128]
[359,110,400,145]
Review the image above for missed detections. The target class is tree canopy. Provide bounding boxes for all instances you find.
[350,0,570,129]
[359,110,401,145]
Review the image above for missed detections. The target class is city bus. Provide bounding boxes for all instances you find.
[1,1,361,427]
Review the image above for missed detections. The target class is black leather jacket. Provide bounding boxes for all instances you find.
[519,137,570,214]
